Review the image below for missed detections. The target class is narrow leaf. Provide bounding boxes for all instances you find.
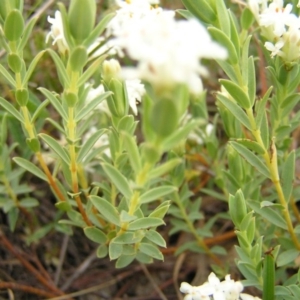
[75,92,111,121]
[13,157,48,181]
[0,65,16,87]
[128,217,165,230]
[282,151,295,202]
[77,129,106,162]
[122,131,141,175]
[22,50,46,85]
[39,133,70,164]
[90,195,120,226]
[101,163,132,199]
[84,226,107,244]
[230,141,270,178]
[148,158,182,179]
[18,17,38,51]
[0,97,23,122]
[139,243,163,260]
[38,87,68,120]
[140,186,177,204]
[220,79,251,109]
[47,49,70,87]
[217,94,252,130]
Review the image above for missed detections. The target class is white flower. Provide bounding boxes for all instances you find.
[180,272,261,300]
[46,11,69,54]
[107,2,227,94]
[125,79,145,115]
[264,40,284,57]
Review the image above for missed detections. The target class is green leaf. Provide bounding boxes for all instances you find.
[96,244,108,258]
[83,12,115,47]
[109,240,123,260]
[8,207,19,232]
[101,163,132,199]
[77,129,106,163]
[208,27,238,65]
[39,133,70,164]
[145,230,166,248]
[229,190,247,227]
[230,141,270,178]
[120,210,137,223]
[216,0,230,36]
[277,249,299,267]
[115,254,136,268]
[234,139,265,154]
[162,120,202,151]
[90,195,120,226]
[32,99,49,123]
[0,64,16,87]
[84,226,107,244]
[19,197,39,208]
[181,0,216,23]
[248,201,287,230]
[255,86,272,128]
[75,92,111,121]
[176,9,193,19]
[220,79,251,109]
[47,49,70,87]
[0,97,23,122]
[128,217,165,230]
[22,50,46,85]
[282,151,295,203]
[248,56,256,106]
[263,252,275,300]
[140,186,177,204]
[139,243,163,260]
[18,16,37,51]
[114,232,143,244]
[13,157,48,181]
[149,202,170,219]
[122,131,141,175]
[38,88,68,121]
[148,158,182,180]
[77,55,106,87]
[217,94,252,130]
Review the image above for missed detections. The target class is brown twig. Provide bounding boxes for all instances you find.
[0,230,64,296]
[0,282,58,299]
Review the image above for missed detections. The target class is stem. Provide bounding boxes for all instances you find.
[173,192,222,265]
[67,106,91,226]
[246,108,300,250]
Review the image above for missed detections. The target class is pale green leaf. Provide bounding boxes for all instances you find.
[217,94,252,130]
[90,195,120,226]
[39,133,70,164]
[230,141,270,178]
[140,186,177,204]
[139,243,163,260]
[84,226,107,244]
[13,157,48,181]
[0,97,23,122]
[128,217,165,230]
[101,163,132,199]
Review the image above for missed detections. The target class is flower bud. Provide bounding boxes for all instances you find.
[69,46,87,72]
[102,59,121,81]
[16,88,28,106]
[105,79,127,117]
[7,53,22,73]
[68,0,96,42]
[4,9,24,41]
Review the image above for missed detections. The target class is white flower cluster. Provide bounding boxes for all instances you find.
[180,272,261,300]
[106,0,227,94]
[248,0,300,61]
